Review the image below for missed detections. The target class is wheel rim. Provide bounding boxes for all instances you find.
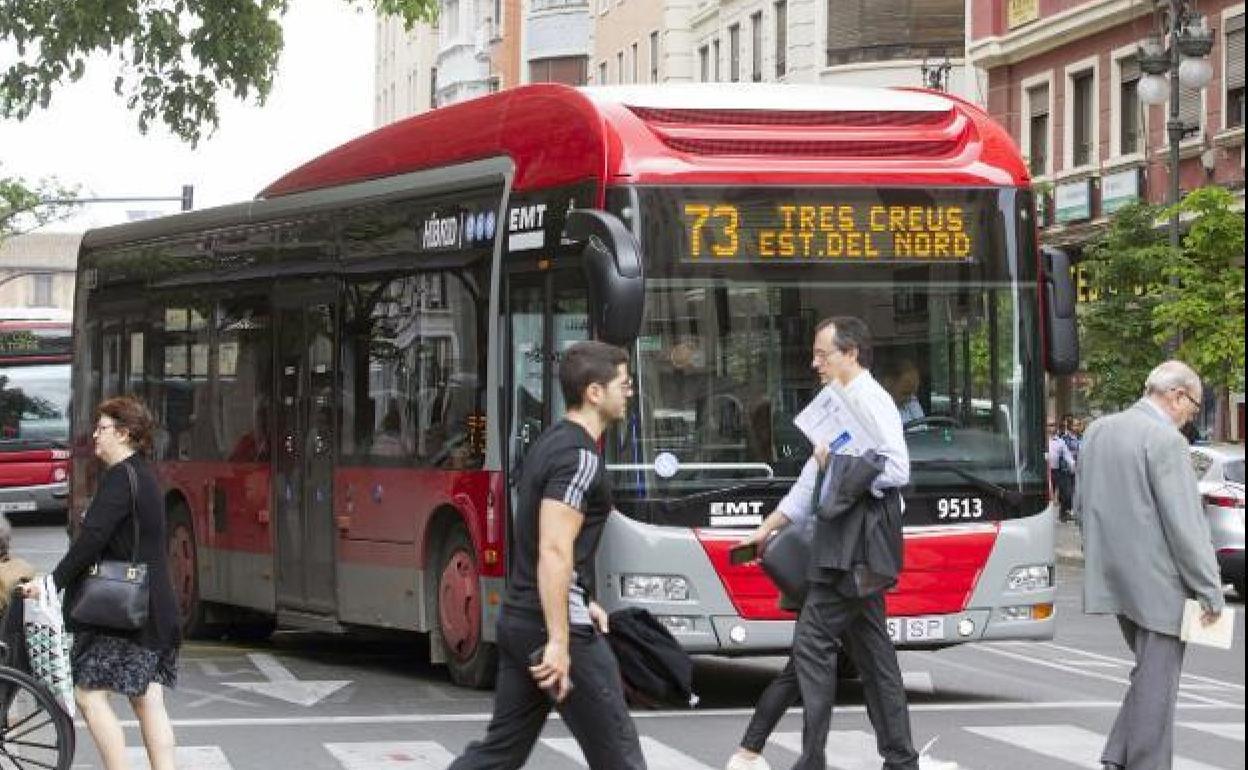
[438,547,481,662]
[0,672,73,770]
[168,522,196,621]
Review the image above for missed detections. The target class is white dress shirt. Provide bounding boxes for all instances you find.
[777,370,911,530]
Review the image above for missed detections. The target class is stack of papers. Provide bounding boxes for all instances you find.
[1180,599,1235,650]
[793,383,884,455]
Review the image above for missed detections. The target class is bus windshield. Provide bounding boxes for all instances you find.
[0,362,72,447]
[608,186,1045,497]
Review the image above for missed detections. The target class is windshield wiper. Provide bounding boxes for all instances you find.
[911,459,1024,510]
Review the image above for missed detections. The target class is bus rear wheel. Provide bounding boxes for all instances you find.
[436,526,496,689]
[168,505,212,638]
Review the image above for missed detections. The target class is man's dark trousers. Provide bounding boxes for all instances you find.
[449,606,646,770]
[791,584,919,770]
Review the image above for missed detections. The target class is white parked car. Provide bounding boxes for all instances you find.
[1190,444,1245,598]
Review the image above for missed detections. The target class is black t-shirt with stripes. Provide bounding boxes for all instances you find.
[505,419,611,625]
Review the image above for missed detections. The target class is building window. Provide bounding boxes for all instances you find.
[445,0,459,40]
[31,274,53,307]
[617,51,624,84]
[1119,56,1141,155]
[430,67,438,109]
[650,31,659,83]
[750,12,763,82]
[729,24,740,82]
[713,39,721,82]
[699,45,710,82]
[775,0,787,78]
[1027,83,1049,177]
[1228,14,1245,129]
[1071,70,1094,167]
[1177,83,1202,138]
[599,61,608,85]
[530,56,589,86]
[631,42,639,84]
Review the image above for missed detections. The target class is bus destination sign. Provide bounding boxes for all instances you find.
[0,329,72,359]
[675,189,984,264]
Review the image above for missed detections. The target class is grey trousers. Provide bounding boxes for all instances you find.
[1102,615,1187,770]
[791,588,919,770]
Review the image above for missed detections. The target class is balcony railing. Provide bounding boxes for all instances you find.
[530,0,588,12]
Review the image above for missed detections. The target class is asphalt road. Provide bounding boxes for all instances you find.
[10,523,1245,770]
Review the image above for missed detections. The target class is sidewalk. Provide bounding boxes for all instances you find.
[1055,518,1083,565]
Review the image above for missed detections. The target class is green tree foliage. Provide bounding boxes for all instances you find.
[1,164,79,239]
[1154,186,1246,437]
[1080,187,1246,437]
[1,0,437,146]
[1079,200,1171,411]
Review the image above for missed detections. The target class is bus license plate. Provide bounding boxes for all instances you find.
[0,501,37,513]
[887,616,945,642]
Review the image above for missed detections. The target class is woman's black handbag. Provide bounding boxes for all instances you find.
[68,463,149,631]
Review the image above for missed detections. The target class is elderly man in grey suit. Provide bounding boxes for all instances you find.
[1077,360,1225,770]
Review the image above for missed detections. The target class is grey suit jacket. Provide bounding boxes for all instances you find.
[1077,400,1225,636]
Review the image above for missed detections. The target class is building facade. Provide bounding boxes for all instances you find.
[0,233,80,313]
[593,0,971,98]
[968,0,1244,248]
[374,13,439,124]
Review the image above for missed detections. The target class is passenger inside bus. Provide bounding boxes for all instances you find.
[880,358,926,426]
[228,403,271,462]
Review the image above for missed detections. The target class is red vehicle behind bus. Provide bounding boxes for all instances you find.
[72,84,1079,687]
[1,308,72,523]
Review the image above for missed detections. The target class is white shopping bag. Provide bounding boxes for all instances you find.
[24,574,75,717]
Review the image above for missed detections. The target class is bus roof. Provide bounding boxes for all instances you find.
[81,84,1028,250]
[261,83,1028,198]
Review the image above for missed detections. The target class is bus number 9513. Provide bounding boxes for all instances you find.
[936,497,984,520]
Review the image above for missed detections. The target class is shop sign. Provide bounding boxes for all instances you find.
[1007,0,1040,29]
[1101,168,1141,215]
[1054,179,1091,223]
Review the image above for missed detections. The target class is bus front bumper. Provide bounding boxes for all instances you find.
[0,482,69,517]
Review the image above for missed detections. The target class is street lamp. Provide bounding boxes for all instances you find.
[1136,1,1213,351]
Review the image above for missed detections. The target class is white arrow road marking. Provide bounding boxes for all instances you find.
[224,652,352,707]
[325,741,455,769]
[123,746,232,770]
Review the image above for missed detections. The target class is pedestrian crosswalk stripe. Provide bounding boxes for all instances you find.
[122,746,231,770]
[325,741,456,769]
[541,736,716,769]
[1180,722,1246,742]
[903,671,936,693]
[966,724,1225,770]
[771,730,878,770]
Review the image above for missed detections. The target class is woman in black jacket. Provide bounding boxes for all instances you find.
[25,396,181,770]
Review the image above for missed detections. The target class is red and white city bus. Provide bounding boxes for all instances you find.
[1,308,72,523]
[72,84,1079,687]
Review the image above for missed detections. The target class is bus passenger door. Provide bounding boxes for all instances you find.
[504,268,590,478]
[273,293,339,616]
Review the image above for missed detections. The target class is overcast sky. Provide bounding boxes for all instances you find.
[0,1,377,232]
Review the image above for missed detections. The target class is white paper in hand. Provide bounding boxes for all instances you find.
[1180,599,1234,650]
[793,384,883,454]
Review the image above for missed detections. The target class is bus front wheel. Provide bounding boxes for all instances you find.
[436,525,497,689]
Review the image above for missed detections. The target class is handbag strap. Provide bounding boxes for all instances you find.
[121,460,141,566]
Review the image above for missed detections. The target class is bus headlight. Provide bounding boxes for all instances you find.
[622,574,690,601]
[1006,564,1053,591]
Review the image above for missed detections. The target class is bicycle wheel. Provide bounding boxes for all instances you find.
[0,666,74,770]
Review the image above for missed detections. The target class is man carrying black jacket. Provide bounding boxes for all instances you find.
[450,341,645,770]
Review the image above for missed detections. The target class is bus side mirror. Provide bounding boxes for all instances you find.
[564,209,645,347]
[1041,246,1080,375]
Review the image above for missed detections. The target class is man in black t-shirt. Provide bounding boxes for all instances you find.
[450,341,646,770]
